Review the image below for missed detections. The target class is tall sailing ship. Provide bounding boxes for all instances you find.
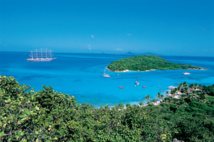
[27,49,56,62]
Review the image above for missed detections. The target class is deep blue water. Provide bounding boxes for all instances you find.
[1,52,214,107]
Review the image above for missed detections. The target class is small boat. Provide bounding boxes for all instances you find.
[103,67,110,77]
[135,71,139,86]
[103,74,110,77]
[119,86,124,89]
[135,81,139,86]
[158,85,161,87]
[160,90,164,91]
[142,86,146,88]
[183,72,190,75]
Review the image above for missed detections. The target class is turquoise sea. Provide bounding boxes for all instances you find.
[1,52,214,107]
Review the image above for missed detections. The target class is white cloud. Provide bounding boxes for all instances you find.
[88,44,92,50]
[115,48,123,51]
[91,35,95,38]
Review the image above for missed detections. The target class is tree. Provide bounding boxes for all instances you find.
[1,76,214,141]
[160,94,164,100]
[166,91,171,97]
[204,85,214,96]
[157,92,161,100]
[145,94,150,103]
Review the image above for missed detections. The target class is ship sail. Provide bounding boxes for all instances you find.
[27,49,56,62]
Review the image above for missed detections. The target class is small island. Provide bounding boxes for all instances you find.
[108,55,203,71]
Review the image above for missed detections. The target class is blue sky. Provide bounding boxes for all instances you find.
[0,0,213,56]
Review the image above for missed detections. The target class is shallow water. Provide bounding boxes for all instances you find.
[0,52,214,107]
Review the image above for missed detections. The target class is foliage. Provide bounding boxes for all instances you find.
[108,55,202,71]
[203,85,214,96]
[0,76,213,141]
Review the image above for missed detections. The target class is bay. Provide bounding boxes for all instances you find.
[0,52,214,107]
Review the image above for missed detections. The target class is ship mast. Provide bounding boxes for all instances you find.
[36,49,38,59]
[41,49,43,58]
[50,50,52,58]
[31,51,33,59]
[46,49,48,59]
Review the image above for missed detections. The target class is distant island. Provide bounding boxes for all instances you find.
[108,55,204,71]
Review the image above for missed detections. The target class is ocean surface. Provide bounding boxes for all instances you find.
[1,52,214,107]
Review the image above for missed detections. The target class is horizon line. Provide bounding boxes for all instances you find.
[0,51,214,58]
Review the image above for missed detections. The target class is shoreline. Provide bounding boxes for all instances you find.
[111,85,186,110]
[107,67,207,73]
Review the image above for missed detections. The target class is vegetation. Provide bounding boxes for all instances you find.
[0,76,214,141]
[108,55,202,71]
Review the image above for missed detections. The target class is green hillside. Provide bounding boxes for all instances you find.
[108,55,202,71]
[0,76,214,141]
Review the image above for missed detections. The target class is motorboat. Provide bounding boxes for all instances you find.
[103,74,110,77]
[135,81,139,86]
[183,72,190,75]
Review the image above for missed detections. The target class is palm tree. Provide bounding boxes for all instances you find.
[189,83,194,90]
[164,96,173,103]
[157,92,161,100]
[193,83,197,90]
[183,82,188,89]
[177,86,180,92]
[171,88,177,97]
[172,92,176,98]
[189,89,200,100]
[199,84,202,89]
[145,94,150,103]
[160,94,164,100]
[166,91,169,96]
[183,86,188,93]
[178,83,183,88]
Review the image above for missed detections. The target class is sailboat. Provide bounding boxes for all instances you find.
[27,49,56,62]
[103,67,110,77]
[135,70,140,86]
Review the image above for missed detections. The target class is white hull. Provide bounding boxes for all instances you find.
[27,49,56,62]
[27,58,56,62]
[183,72,190,75]
[103,74,110,77]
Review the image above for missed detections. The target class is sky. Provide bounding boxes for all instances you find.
[0,0,213,56]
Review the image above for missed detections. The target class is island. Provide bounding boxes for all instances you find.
[108,55,203,71]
